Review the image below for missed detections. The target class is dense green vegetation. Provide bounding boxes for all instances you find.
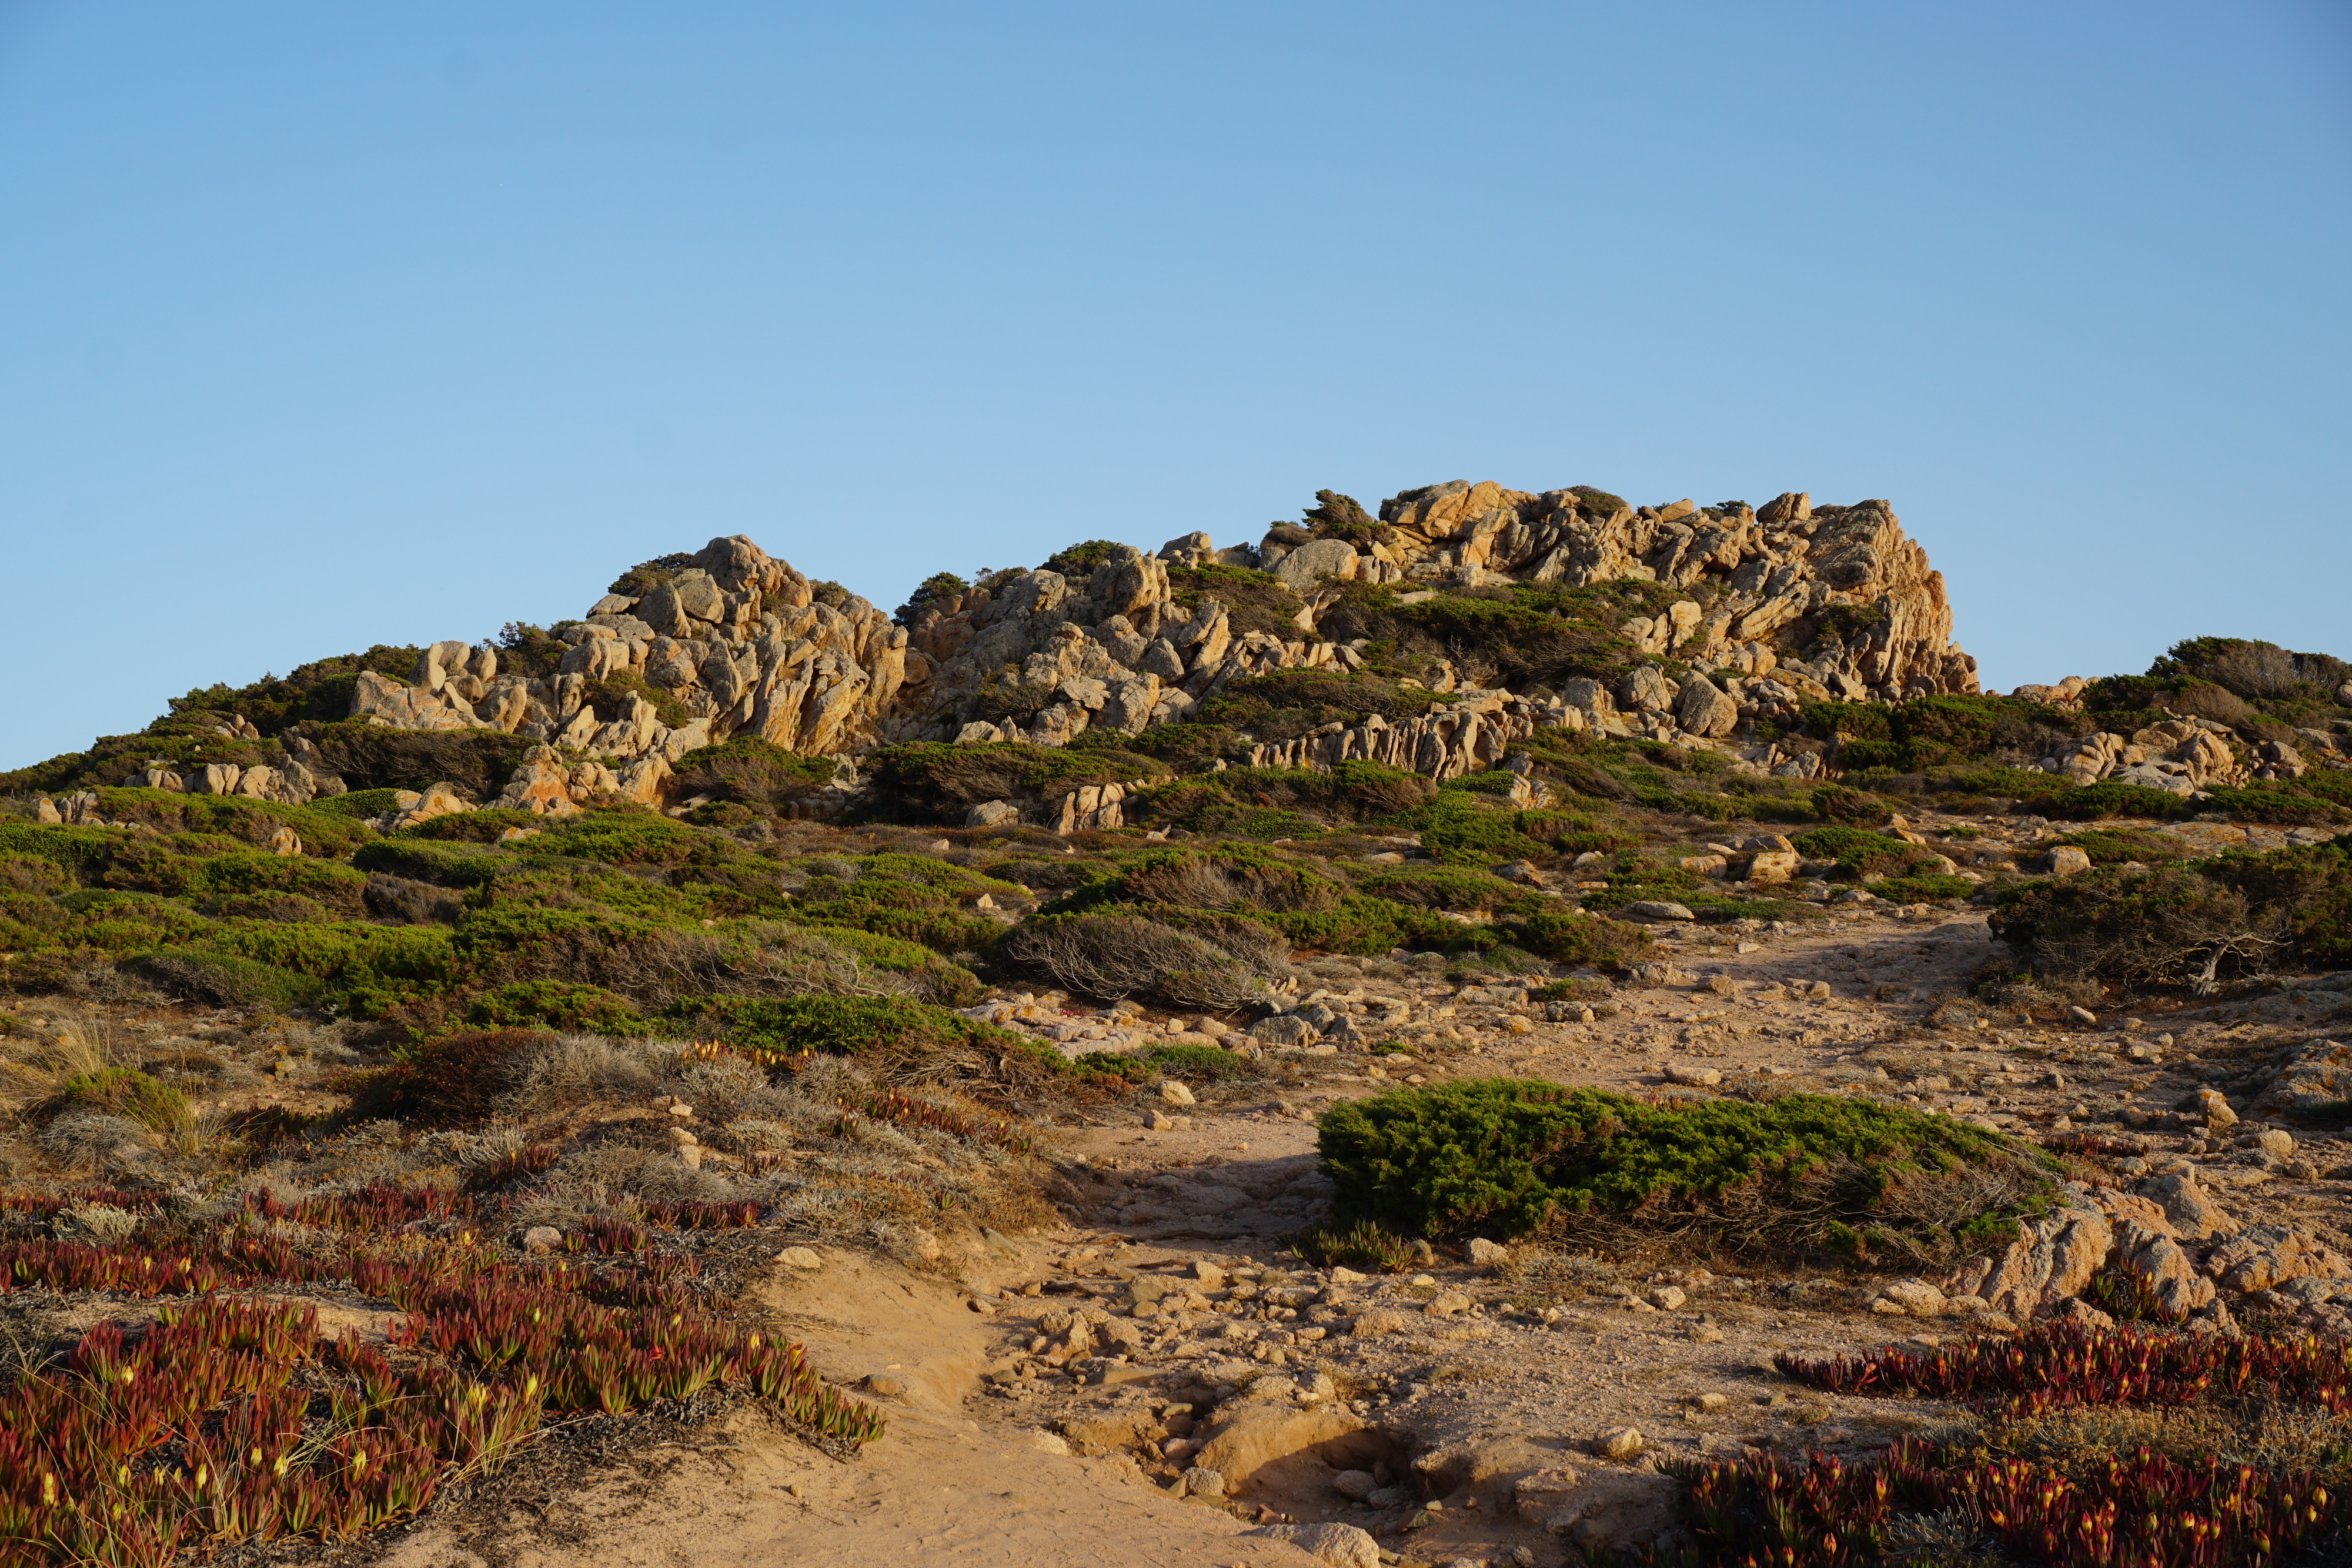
[1318,1081,2054,1261]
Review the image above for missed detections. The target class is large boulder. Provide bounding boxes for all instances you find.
[1267,538,1359,591]
[1675,674,1740,738]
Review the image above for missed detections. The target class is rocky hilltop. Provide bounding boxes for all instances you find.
[82,482,1982,824]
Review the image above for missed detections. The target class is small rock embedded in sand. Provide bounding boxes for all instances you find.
[1876,1278,1947,1317]
[1181,1464,1227,1497]
[1243,1522,1379,1567]
[522,1225,562,1254]
[863,1375,903,1397]
[776,1246,823,1269]
[1331,1468,1378,1499]
[1596,1426,1646,1460]
[1144,1109,1175,1131]
[1663,1063,1721,1087]
[1160,1079,1196,1106]
[666,1126,697,1146]
[1025,1430,1070,1455]
[1692,1393,1731,1413]
[669,1102,695,1118]
[1646,1285,1686,1310]
[1466,1238,1509,1266]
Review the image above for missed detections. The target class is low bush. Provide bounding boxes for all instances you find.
[130,949,329,1009]
[992,912,1278,1009]
[668,737,838,808]
[1075,1044,1251,1084]
[1492,910,1652,967]
[1994,837,2352,987]
[56,1067,190,1135]
[352,837,510,888]
[668,994,1064,1096]
[1317,1081,2052,1263]
[463,979,652,1035]
[364,1027,557,1124]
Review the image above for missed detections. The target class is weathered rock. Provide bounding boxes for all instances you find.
[2203,1223,2350,1294]
[1663,1063,1720,1087]
[775,1246,823,1269]
[1621,901,1696,923]
[1466,1238,1511,1266]
[1875,1279,1947,1317]
[2138,1172,2240,1241]
[2250,1039,2352,1121]
[521,1226,562,1255]
[1250,1015,1321,1048]
[1675,674,1740,738]
[2109,1221,2215,1316]
[2182,1087,2241,1129]
[2046,845,2094,876]
[1945,1200,2113,1319]
[1595,1426,1645,1460]
[1240,1522,1379,1568]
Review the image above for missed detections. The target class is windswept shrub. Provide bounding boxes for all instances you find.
[992,912,1277,1009]
[465,979,651,1035]
[1318,1082,2052,1262]
[667,995,1063,1094]
[499,1033,666,1116]
[129,949,328,1009]
[363,1027,557,1124]
[668,737,839,809]
[1993,837,2352,988]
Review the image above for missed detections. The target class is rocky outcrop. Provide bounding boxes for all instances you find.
[1377,483,1975,699]
[306,483,1978,801]
[2032,716,2245,795]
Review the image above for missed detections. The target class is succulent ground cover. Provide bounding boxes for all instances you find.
[0,1176,879,1566]
[1607,1322,2352,1567]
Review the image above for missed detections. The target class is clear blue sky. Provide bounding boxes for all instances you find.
[4,2,2348,770]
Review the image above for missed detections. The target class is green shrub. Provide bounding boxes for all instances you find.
[1318,1081,2052,1258]
[131,950,328,1009]
[669,737,838,808]
[2201,786,2351,827]
[1038,540,1127,579]
[526,811,707,867]
[1984,846,2352,987]
[0,824,121,887]
[465,980,652,1035]
[1792,825,1887,861]
[668,994,1055,1072]
[1254,894,1461,955]
[197,921,457,1015]
[393,808,547,843]
[1409,792,1556,865]
[1355,866,1518,912]
[1075,1044,1250,1084]
[58,1067,189,1134]
[352,837,509,888]
[310,788,405,821]
[1495,910,1652,967]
